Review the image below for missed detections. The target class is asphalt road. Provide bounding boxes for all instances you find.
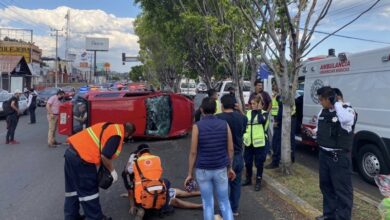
[295,143,383,201]
[0,108,275,220]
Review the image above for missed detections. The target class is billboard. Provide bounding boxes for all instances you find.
[0,45,31,62]
[86,37,109,51]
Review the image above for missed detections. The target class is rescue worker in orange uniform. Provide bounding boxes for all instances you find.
[64,122,136,220]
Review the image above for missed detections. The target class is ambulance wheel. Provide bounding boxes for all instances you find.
[357,144,389,184]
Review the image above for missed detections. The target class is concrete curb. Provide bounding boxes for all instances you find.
[262,173,322,219]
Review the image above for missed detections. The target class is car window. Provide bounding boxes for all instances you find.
[224,82,233,92]
[215,82,222,92]
[0,93,11,102]
[19,95,27,101]
[145,95,172,136]
[243,82,251,91]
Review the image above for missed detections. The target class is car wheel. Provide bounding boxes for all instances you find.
[23,110,28,115]
[357,144,390,184]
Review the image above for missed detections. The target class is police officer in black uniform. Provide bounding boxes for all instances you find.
[309,86,356,220]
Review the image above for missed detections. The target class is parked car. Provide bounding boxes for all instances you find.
[58,90,194,139]
[61,86,76,100]
[37,87,59,107]
[196,82,207,92]
[180,79,196,96]
[0,93,28,117]
[214,80,251,105]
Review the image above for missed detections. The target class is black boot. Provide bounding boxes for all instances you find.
[242,177,252,186]
[254,177,262,191]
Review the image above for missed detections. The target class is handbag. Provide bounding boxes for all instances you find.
[97,122,114,190]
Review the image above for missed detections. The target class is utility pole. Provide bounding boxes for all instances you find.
[51,28,63,88]
[65,10,70,60]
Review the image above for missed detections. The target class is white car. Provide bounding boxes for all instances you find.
[0,93,28,117]
[215,80,251,105]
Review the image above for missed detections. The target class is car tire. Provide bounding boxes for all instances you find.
[357,144,390,184]
[23,110,28,115]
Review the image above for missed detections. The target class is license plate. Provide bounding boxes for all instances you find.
[60,113,67,125]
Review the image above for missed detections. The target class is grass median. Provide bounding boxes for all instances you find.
[264,162,380,220]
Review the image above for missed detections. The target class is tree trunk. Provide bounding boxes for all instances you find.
[280,66,293,175]
[280,102,292,175]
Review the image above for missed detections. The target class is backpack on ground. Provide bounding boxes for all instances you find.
[134,159,167,209]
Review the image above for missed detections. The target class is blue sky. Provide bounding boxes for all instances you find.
[0,0,389,72]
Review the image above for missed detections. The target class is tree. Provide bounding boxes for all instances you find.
[129,65,144,82]
[237,0,379,175]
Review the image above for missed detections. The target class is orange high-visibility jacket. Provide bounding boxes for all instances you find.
[133,153,163,204]
[68,122,124,164]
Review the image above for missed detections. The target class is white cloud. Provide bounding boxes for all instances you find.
[0,6,139,71]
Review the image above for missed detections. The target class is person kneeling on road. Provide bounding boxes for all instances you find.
[64,122,136,220]
[121,144,203,219]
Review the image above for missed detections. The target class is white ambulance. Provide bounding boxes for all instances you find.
[299,47,390,184]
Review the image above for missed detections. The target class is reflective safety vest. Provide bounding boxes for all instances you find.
[215,100,222,114]
[291,103,296,116]
[68,122,124,164]
[271,95,279,116]
[272,94,296,116]
[133,153,164,204]
[243,110,269,147]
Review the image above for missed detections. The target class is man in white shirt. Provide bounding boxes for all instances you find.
[309,87,356,220]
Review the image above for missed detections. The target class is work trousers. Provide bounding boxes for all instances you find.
[319,149,353,220]
[244,142,269,179]
[47,114,58,145]
[64,148,103,220]
[271,116,297,165]
[6,114,18,142]
[229,153,244,213]
[29,106,36,123]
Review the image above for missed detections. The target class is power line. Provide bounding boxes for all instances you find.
[302,28,390,45]
[0,1,49,33]
[304,0,382,56]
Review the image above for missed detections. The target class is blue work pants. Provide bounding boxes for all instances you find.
[271,116,297,165]
[244,142,269,179]
[64,148,103,220]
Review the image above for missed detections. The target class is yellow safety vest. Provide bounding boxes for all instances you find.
[243,110,269,147]
[271,95,296,117]
[291,103,296,116]
[271,95,279,116]
[214,100,222,114]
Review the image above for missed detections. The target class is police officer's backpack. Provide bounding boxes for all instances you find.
[2,98,13,115]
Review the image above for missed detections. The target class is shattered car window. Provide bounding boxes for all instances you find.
[145,95,172,136]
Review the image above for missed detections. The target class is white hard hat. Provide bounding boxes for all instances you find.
[13,89,22,94]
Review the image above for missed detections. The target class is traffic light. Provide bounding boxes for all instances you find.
[122,53,126,65]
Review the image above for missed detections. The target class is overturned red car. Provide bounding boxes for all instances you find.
[58,90,193,139]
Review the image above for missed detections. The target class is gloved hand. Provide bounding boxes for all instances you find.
[111,170,118,183]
